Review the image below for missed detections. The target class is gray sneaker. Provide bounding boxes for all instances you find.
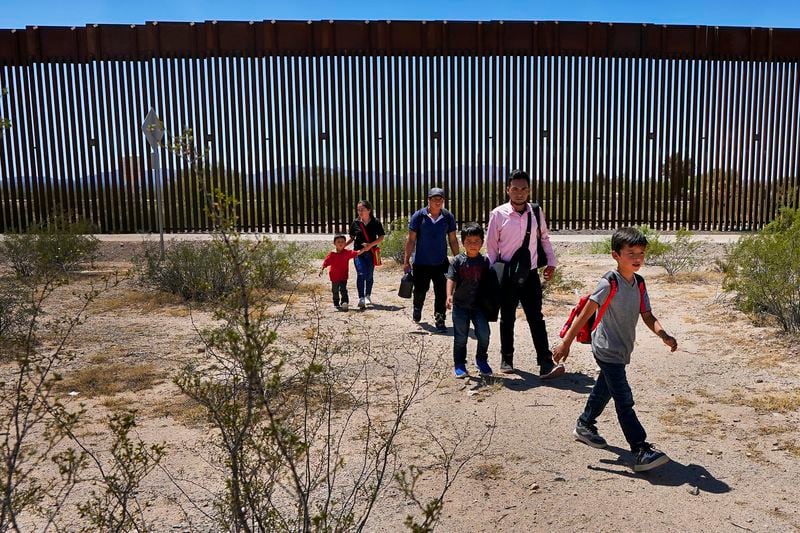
[499,359,514,374]
[573,422,608,449]
[340,302,349,312]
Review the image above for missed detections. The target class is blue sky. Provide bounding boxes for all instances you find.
[2,0,800,29]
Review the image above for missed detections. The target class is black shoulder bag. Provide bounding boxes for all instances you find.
[505,209,533,288]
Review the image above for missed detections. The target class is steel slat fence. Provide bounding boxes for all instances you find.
[1,21,799,233]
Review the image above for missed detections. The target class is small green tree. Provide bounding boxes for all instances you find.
[0,282,30,347]
[76,411,165,532]
[723,207,800,333]
[0,212,164,530]
[0,265,161,531]
[0,273,89,530]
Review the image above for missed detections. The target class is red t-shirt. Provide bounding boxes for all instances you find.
[322,249,359,282]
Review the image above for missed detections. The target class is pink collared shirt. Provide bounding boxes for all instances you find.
[485,202,557,268]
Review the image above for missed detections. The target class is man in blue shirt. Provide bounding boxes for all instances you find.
[403,187,459,332]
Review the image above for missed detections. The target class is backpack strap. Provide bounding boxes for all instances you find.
[358,221,372,245]
[594,272,647,333]
[634,273,647,313]
[520,204,533,249]
[592,271,618,333]
[531,203,542,242]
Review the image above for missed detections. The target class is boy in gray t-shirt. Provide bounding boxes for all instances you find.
[553,227,678,473]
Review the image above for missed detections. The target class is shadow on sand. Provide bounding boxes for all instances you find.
[587,445,731,494]
[498,368,596,394]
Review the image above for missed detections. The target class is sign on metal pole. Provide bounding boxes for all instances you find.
[141,109,165,259]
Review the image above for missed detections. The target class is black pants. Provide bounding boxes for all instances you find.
[412,261,449,319]
[331,281,349,306]
[499,269,552,366]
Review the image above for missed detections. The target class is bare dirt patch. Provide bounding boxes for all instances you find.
[7,239,800,532]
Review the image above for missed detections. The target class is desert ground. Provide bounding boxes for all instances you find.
[7,235,800,532]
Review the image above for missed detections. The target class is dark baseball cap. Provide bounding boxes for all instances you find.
[427,187,446,199]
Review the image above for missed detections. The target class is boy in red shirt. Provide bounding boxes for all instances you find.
[319,235,362,311]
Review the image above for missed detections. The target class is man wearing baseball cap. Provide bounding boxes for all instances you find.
[403,187,459,332]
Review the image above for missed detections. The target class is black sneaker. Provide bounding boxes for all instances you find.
[632,443,670,472]
[573,421,608,449]
[434,313,447,332]
[539,359,565,380]
[412,307,422,322]
[499,358,514,373]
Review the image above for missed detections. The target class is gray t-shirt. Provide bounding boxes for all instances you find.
[589,270,652,365]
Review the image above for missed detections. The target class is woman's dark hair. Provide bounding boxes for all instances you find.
[460,222,485,243]
[507,169,530,187]
[611,227,648,252]
[357,200,374,219]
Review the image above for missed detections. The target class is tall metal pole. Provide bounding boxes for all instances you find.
[151,150,164,259]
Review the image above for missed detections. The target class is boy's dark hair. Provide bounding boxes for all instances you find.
[460,222,485,242]
[333,234,346,243]
[611,227,648,253]
[507,169,530,187]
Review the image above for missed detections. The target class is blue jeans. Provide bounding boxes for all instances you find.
[354,252,375,298]
[452,305,490,367]
[579,358,647,451]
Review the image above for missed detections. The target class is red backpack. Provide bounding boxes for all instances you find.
[559,271,646,344]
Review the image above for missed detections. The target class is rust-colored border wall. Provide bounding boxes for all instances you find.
[2,21,800,65]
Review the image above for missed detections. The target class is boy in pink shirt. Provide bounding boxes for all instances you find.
[319,235,362,311]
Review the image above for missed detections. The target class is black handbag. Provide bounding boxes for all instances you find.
[398,272,414,298]
[504,210,533,287]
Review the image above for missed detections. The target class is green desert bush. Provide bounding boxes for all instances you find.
[646,228,702,277]
[0,280,31,349]
[381,217,409,264]
[135,238,308,301]
[589,225,701,277]
[1,216,98,277]
[723,207,800,333]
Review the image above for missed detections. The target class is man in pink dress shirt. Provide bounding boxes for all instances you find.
[485,169,564,379]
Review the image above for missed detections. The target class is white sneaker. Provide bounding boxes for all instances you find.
[340,302,349,312]
[358,298,366,309]
[365,295,373,306]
